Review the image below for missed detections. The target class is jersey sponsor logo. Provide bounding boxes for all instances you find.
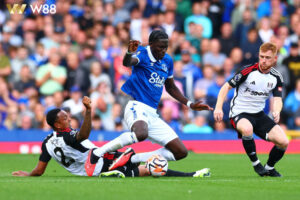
[234,73,242,81]
[244,87,269,96]
[149,72,165,87]
[250,81,255,85]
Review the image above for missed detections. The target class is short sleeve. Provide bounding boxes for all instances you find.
[39,141,51,163]
[272,74,284,97]
[132,46,145,66]
[167,57,174,78]
[228,72,247,88]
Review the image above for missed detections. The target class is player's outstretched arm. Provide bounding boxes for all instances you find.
[214,82,232,122]
[123,40,139,67]
[12,161,48,177]
[76,96,92,141]
[165,78,213,111]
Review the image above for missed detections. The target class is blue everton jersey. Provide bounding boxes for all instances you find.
[121,46,174,109]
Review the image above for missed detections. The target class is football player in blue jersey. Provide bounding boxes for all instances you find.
[85,29,213,175]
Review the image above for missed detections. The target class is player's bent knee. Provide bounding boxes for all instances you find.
[132,121,148,141]
[281,138,289,149]
[174,149,188,160]
[240,127,253,136]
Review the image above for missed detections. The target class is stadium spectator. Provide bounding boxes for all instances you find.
[89,61,111,92]
[3,106,18,130]
[19,113,33,130]
[240,28,263,65]
[183,114,213,134]
[13,65,36,93]
[64,51,80,92]
[234,8,256,46]
[282,42,300,93]
[32,103,45,129]
[29,43,48,67]
[10,46,36,83]
[0,43,11,80]
[161,106,181,134]
[194,65,215,103]
[184,1,213,39]
[283,79,300,129]
[218,23,238,57]
[0,77,17,129]
[53,91,64,108]
[91,81,115,131]
[258,17,274,43]
[92,115,104,131]
[62,86,84,119]
[180,48,202,87]
[203,38,227,72]
[36,52,67,96]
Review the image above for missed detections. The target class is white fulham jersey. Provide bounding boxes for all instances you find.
[228,63,283,118]
[39,128,103,176]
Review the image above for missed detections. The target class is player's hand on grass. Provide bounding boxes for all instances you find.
[12,171,30,176]
[190,101,213,111]
[213,109,224,122]
[272,111,280,123]
[128,40,140,53]
[82,96,91,110]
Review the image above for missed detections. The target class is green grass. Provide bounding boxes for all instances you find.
[1,153,300,200]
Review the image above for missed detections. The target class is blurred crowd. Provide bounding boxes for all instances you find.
[0,0,300,133]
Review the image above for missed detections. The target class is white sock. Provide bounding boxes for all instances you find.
[264,164,274,170]
[93,132,138,157]
[252,160,260,166]
[131,148,176,163]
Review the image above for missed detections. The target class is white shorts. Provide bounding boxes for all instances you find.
[124,100,178,146]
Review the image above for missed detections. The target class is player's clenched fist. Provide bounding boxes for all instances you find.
[213,109,224,122]
[82,96,91,110]
[128,40,140,53]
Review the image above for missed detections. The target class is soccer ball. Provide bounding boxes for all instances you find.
[145,155,168,177]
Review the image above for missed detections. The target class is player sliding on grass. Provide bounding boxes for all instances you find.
[12,97,210,178]
[214,42,289,177]
[85,29,213,176]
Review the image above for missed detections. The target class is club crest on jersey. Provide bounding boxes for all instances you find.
[161,64,168,72]
[149,72,165,87]
[267,82,273,88]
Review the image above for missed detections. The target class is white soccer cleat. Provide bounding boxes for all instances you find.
[193,168,211,178]
[99,170,125,178]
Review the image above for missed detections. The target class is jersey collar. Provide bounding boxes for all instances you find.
[146,46,157,62]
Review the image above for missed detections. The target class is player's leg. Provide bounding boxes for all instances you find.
[265,125,289,177]
[235,117,268,176]
[131,117,187,162]
[104,165,210,178]
[87,101,149,164]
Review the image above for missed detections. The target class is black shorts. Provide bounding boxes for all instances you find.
[101,151,139,177]
[230,111,276,140]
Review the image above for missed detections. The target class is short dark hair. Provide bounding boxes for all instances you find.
[46,108,61,128]
[149,29,168,44]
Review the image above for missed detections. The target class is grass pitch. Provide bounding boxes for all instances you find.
[0,153,299,200]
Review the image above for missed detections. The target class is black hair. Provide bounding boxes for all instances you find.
[46,108,61,128]
[148,29,168,44]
